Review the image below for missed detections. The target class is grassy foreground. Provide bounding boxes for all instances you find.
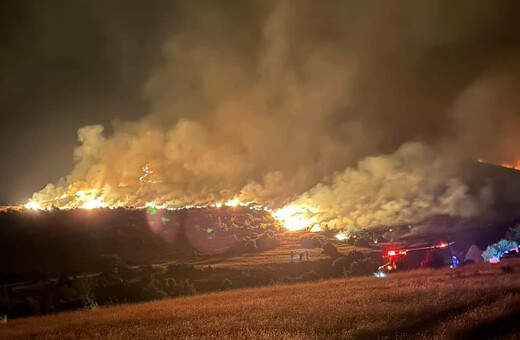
[2,261,520,340]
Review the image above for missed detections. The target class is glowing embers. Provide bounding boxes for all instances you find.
[272,204,318,231]
[139,164,163,184]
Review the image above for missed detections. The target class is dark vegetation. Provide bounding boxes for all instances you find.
[0,209,382,320]
[3,260,520,340]
[3,204,520,321]
[0,244,379,319]
[0,207,279,283]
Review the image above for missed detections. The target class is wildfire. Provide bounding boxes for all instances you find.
[335,232,348,241]
[20,163,322,232]
[271,204,318,231]
[309,224,322,233]
[478,158,520,171]
[500,160,520,170]
[21,191,323,233]
[139,164,162,184]
[24,201,44,210]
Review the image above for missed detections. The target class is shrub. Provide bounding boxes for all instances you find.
[344,250,366,263]
[99,254,126,272]
[26,296,41,315]
[256,233,280,250]
[176,279,196,297]
[138,275,168,301]
[300,235,323,248]
[322,243,339,258]
[71,277,97,308]
[297,271,320,282]
[354,238,370,248]
[331,257,349,275]
[482,239,518,262]
[84,299,99,310]
[237,238,257,253]
[331,251,366,275]
[350,258,379,276]
[220,279,233,291]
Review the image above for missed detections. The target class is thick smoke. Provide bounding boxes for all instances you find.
[284,142,480,230]
[28,1,520,228]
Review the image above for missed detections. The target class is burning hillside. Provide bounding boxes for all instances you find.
[20,142,514,236]
[11,1,520,240]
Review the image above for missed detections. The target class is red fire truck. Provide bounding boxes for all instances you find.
[378,242,455,274]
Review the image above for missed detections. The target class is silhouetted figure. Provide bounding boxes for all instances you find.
[299,252,303,262]
[290,251,294,263]
[305,251,309,261]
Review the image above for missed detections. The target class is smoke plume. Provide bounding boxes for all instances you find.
[28,1,520,229]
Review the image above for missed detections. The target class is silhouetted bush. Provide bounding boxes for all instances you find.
[332,257,350,275]
[350,258,379,276]
[354,238,370,248]
[256,233,280,250]
[331,251,368,276]
[322,243,339,258]
[344,250,366,263]
[220,278,233,290]
[139,276,168,301]
[297,271,320,282]
[300,235,323,248]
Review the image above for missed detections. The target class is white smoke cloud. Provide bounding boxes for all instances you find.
[284,143,480,230]
[26,1,520,228]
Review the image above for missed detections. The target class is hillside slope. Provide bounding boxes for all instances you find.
[2,261,520,339]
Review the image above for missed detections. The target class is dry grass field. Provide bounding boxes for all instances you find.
[2,260,520,340]
[191,231,368,269]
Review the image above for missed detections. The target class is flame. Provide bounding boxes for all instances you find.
[20,166,323,232]
[224,199,240,207]
[72,190,108,210]
[21,194,321,232]
[24,201,44,210]
[335,232,348,241]
[271,204,318,231]
[309,224,322,232]
[79,198,108,210]
[500,160,520,170]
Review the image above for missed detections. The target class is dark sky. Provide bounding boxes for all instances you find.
[0,1,177,204]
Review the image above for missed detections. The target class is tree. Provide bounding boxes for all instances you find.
[482,239,518,262]
[322,243,339,258]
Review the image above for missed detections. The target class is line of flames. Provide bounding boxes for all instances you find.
[21,193,324,233]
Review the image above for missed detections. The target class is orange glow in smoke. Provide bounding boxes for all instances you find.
[500,160,520,170]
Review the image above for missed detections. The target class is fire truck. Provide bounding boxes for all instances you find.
[378,242,456,274]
